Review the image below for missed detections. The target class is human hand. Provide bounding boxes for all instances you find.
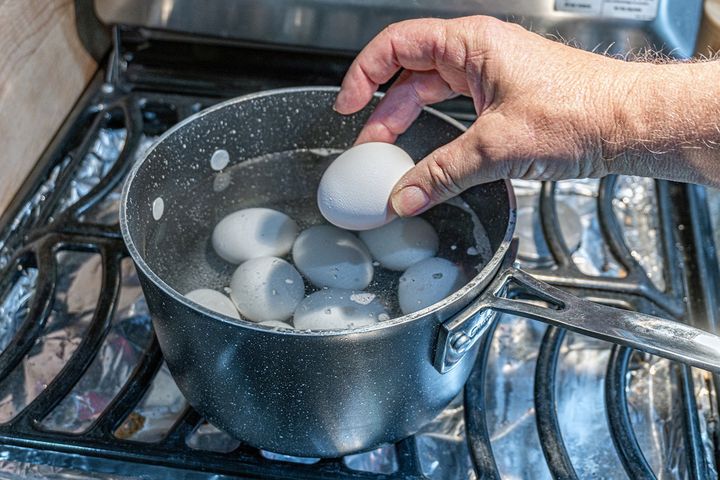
[334,16,720,216]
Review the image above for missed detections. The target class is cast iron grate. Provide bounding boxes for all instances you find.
[0,31,719,479]
[465,178,720,479]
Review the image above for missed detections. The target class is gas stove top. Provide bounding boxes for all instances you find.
[0,27,719,479]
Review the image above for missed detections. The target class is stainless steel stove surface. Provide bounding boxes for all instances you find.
[0,28,719,480]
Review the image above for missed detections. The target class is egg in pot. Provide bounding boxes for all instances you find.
[185,288,240,319]
[212,208,298,264]
[398,257,467,315]
[359,217,439,271]
[317,142,415,231]
[293,288,388,330]
[292,225,373,290]
[230,256,305,322]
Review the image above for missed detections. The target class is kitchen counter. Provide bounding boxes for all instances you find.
[0,0,96,215]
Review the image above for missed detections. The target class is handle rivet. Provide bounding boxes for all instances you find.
[450,332,471,352]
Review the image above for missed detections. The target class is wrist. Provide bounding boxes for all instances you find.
[602,61,720,176]
[600,62,659,163]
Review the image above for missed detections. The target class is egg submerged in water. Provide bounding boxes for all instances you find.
[292,225,373,290]
[293,288,387,330]
[317,142,415,230]
[359,217,439,271]
[230,256,305,322]
[184,288,240,319]
[212,208,298,264]
[398,257,467,315]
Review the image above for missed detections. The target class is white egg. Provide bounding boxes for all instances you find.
[398,257,467,315]
[259,320,293,329]
[230,257,305,322]
[359,217,439,271]
[212,208,298,264]
[185,288,240,319]
[293,288,387,330]
[317,142,415,230]
[292,225,373,289]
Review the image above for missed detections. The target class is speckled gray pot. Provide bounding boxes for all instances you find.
[120,87,512,456]
[121,87,719,457]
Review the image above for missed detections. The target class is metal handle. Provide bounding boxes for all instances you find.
[487,267,720,373]
[435,265,720,375]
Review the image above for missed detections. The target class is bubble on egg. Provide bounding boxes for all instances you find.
[185,288,240,319]
[293,288,388,330]
[230,256,305,322]
[212,208,298,264]
[292,225,373,290]
[317,142,415,230]
[398,257,467,315]
[359,217,439,271]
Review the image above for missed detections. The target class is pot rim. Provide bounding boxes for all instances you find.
[120,86,517,336]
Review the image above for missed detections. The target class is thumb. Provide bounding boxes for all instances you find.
[390,128,500,216]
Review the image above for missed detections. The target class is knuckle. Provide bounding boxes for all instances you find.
[383,18,416,41]
[505,21,527,34]
[424,152,463,196]
[406,74,434,103]
[431,21,450,64]
[472,16,505,39]
[383,22,399,39]
[378,22,403,51]
[406,81,423,105]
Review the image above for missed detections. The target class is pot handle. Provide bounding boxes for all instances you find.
[435,265,720,375]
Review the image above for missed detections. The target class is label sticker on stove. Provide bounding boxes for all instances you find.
[555,0,659,21]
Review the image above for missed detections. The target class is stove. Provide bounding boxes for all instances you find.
[0,17,719,480]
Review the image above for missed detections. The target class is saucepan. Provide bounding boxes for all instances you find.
[120,87,720,457]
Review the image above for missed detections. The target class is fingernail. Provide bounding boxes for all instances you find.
[392,186,429,216]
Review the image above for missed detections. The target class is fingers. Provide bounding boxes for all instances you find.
[334,19,448,114]
[354,70,457,145]
[390,121,509,217]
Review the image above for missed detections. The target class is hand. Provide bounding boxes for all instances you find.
[334,16,720,216]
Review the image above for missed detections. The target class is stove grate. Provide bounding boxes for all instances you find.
[0,31,719,479]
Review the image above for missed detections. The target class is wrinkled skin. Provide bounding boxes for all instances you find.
[334,16,720,216]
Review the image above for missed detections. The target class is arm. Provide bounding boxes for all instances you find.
[333,16,720,216]
[605,61,720,186]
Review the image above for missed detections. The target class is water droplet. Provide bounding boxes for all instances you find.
[210,149,230,170]
[467,246,479,255]
[272,289,278,296]
[324,308,332,315]
[152,197,164,220]
[432,273,443,279]
[285,278,294,284]
[378,313,390,321]
[450,245,457,251]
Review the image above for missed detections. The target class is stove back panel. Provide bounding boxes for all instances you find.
[94,0,703,58]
